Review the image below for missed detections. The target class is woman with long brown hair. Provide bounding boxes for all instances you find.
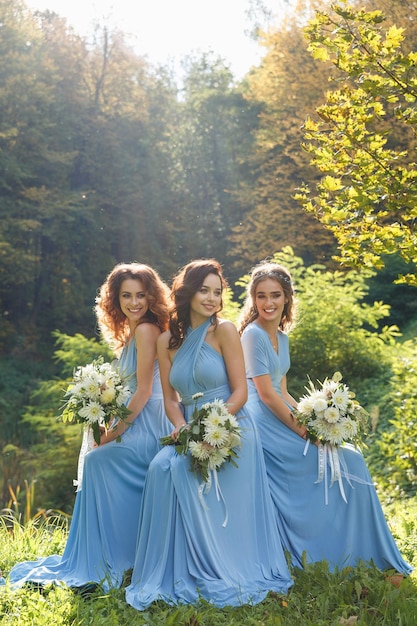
[126,259,292,610]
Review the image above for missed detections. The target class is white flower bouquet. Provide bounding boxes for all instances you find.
[161,393,242,484]
[295,372,369,504]
[296,371,368,447]
[60,356,131,446]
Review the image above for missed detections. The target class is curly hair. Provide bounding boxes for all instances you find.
[168,259,227,350]
[238,262,296,334]
[95,263,170,351]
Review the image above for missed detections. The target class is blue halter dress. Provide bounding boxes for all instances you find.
[241,322,413,574]
[7,338,171,589]
[125,318,293,609]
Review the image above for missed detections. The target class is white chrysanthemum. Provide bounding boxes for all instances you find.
[189,440,212,461]
[315,419,345,445]
[78,363,96,378]
[313,397,328,413]
[207,447,229,470]
[192,392,204,400]
[323,379,338,393]
[210,398,228,412]
[309,389,326,402]
[68,382,83,399]
[78,401,105,424]
[324,406,340,423]
[340,417,358,439]
[100,386,116,404]
[226,414,239,429]
[203,409,228,428]
[297,396,315,416]
[227,432,241,449]
[100,362,113,374]
[203,424,229,447]
[331,386,350,411]
[80,376,101,400]
[115,387,130,407]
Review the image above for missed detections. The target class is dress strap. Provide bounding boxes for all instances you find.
[172,318,212,389]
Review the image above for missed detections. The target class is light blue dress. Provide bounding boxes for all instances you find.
[241,322,413,574]
[7,339,171,589]
[125,319,293,610]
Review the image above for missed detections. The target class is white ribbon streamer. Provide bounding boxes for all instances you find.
[311,442,348,505]
[197,469,229,527]
[73,427,95,491]
[304,439,374,505]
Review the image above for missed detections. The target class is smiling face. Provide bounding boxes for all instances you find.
[254,277,288,326]
[190,272,222,326]
[119,278,149,328]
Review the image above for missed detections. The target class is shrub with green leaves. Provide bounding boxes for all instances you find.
[374,340,417,498]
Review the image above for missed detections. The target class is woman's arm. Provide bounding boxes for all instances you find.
[100,323,160,444]
[157,331,187,438]
[215,320,248,415]
[252,373,306,438]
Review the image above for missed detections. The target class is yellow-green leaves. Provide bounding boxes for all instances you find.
[299,1,417,284]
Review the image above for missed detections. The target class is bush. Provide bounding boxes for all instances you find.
[373,340,417,499]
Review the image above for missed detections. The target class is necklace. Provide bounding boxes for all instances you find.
[255,321,278,352]
[269,335,278,352]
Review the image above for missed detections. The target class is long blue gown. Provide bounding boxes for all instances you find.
[7,339,171,589]
[241,322,413,574]
[125,319,293,610]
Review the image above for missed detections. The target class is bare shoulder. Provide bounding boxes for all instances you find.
[135,322,161,342]
[214,318,239,340]
[157,329,172,349]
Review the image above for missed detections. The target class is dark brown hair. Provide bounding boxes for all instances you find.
[168,259,227,349]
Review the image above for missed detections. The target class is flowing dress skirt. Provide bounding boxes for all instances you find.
[8,342,171,590]
[241,322,413,574]
[126,319,293,609]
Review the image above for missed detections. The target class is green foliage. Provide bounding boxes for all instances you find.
[230,6,338,273]
[364,254,417,330]
[374,339,417,498]
[166,52,260,272]
[299,0,417,284]
[222,287,241,324]
[1,500,416,624]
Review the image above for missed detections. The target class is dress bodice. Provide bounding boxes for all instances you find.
[169,319,231,410]
[241,323,290,395]
[118,337,162,397]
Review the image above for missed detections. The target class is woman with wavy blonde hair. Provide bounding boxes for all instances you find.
[8,262,172,592]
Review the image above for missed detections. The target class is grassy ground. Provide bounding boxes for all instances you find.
[0,500,416,626]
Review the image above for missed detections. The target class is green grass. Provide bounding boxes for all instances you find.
[1,502,416,626]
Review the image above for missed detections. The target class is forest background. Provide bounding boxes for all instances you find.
[0,0,416,520]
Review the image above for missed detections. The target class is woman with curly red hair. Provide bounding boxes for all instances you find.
[8,263,172,591]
